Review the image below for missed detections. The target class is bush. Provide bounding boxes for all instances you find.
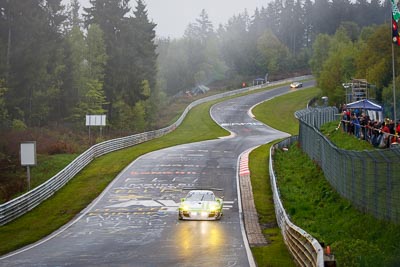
[11,119,27,130]
[0,127,87,202]
[47,141,72,155]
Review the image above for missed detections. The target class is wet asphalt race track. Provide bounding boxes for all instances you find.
[0,81,313,267]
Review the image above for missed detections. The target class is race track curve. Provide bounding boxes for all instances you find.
[0,81,314,267]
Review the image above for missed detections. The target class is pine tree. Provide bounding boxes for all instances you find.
[63,26,86,118]
[69,24,107,125]
[131,0,157,94]
[83,0,130,121]
[1,0,66,126]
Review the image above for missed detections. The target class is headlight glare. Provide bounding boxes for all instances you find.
[209,204,218,212]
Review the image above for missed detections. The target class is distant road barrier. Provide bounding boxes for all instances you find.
[270,137,324,267]
[0,76,311,226]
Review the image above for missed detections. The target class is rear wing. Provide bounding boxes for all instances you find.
[182,187,223,191]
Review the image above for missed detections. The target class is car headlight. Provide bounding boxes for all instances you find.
[181,204,189,211]
[209,204,219,212]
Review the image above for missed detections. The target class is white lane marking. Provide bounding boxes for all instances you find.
[159,207,178,212]
[107,200,163,208]
[220,122,263,126]
[157,200,178,207]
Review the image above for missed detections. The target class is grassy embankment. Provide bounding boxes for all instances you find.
[252,88,400,266]
[250,87,320,266]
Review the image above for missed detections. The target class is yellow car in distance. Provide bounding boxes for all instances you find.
[290,82,303,88]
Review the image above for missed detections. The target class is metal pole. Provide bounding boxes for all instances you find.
[392,0,398,123]
[393,42,397,123]
[26,166,30,191]
[393,46,397,123]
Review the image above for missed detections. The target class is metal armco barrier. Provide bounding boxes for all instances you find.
[270,137,324,267]
[0,76,311,226]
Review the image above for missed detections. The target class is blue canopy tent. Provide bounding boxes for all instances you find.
[346,99,382,111]
[346,99,383,121]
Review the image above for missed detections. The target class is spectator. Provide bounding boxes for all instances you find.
[371,121,381,147]
[394,120,400,144]
[381,121,390,148]
[389,120,396,144]
[360,113,369,140]
[338,113,400,149]
[341,111,349,133]
[351,114,361,138]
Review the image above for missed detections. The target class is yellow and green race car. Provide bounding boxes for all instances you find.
[178,190,223,220]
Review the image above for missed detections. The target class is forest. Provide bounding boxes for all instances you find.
[0,0,394,136]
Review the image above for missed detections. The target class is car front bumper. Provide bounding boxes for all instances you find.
[179,210,222,220]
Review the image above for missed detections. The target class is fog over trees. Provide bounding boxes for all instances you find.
[0,0,390,132]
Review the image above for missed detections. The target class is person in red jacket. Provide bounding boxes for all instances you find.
[380,122,391,148]
[394,120,400,144]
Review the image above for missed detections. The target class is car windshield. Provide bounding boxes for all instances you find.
[186,191,215,201]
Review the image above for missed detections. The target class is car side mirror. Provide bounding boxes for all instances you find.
[181,198,185,202]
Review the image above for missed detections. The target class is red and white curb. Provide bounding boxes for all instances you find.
[238,147,268,248]
[239,151,251,176]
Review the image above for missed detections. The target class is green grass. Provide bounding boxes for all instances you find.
[252,228,295,267]
[320,121,376,151]
[249,144,295,267]
[249,87,321,266]
[273,144,400,266]
[1,154,79,203]
[31,154,79,187]
[252,87,321,135]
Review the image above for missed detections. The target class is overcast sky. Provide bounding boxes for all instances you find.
[144,0,268,38]
[74,0,268,38]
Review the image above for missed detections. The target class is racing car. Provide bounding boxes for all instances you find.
[178,190,223,220]
[290,82,303,88]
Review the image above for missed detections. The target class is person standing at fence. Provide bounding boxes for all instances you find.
[388,120,396,144]
[371,121,381,147]
[381,121,391,148]
[360,113,369,140]
[351,113,361,138]
[346,110,352,134]
[341,110,348,133]
[394,120,400,144]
